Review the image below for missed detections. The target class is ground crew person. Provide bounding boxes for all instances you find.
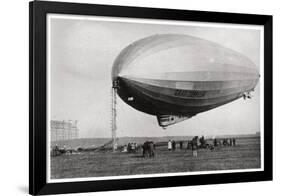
[168,140,172,151]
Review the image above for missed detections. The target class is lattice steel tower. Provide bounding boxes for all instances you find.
[111,80,119,152]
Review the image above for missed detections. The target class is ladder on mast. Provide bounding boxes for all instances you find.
[111,80,118,152]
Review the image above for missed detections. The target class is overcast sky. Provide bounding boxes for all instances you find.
[49,15,262,138]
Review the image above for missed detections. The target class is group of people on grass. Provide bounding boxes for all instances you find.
[122,137,237,158]
[167,136,237,157]
[122,142,140,153]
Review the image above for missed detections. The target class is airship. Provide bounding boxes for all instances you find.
[112,34,259,128]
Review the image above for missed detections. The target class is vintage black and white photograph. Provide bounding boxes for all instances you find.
[47,14,264,182]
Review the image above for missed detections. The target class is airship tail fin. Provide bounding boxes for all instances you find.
[157,115,192,129]
[243,91,254,100]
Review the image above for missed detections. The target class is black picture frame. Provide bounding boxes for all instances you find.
[29,1,273,195]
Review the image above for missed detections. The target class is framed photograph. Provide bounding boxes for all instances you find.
[29,1,272,195]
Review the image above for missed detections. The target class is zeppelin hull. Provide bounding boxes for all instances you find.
[116,75,258,116]
[112,34,260,127]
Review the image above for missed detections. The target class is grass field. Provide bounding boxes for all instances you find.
[51,136,261,179]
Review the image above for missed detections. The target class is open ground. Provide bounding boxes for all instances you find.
[51,136,261,179]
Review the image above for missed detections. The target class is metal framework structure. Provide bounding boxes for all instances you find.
[111,83,118,152]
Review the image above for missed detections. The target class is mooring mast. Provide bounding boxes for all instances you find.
[111,80,118,152]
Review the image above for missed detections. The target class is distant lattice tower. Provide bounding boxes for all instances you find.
[51,120,79,141]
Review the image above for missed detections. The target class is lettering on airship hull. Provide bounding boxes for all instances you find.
[174,90,205,97]
[112,34,259,128]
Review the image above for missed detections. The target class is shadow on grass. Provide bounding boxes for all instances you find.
[131,155,145,158]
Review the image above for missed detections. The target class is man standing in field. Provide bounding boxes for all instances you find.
[168,140,172,151]
[192,137,198,157]
[229,138,233,146]
[214,138,218,147]
[180,141,183,149]
[233,138,236,146]
[172,140,176,151]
